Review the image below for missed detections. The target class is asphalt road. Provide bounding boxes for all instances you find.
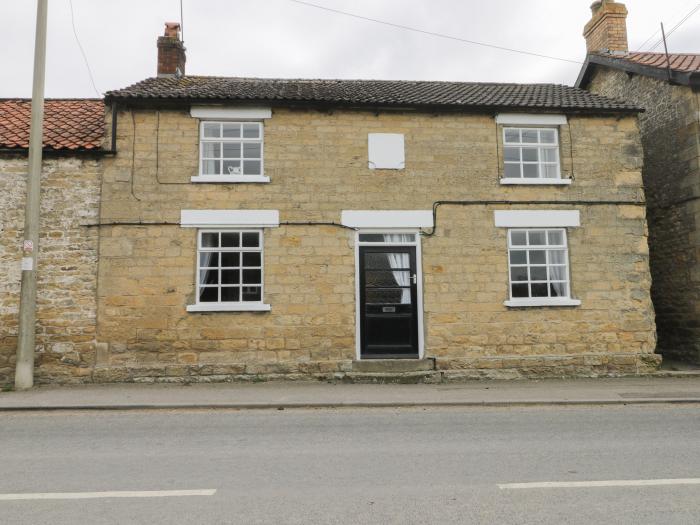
[0,405,699,524]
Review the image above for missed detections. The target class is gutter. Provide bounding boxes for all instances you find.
[0,147,110,157]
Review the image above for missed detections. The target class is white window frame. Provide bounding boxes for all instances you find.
[504,228,580,308]
[501,127,570,186]
[186,229,271,312]
[192,121,269,183]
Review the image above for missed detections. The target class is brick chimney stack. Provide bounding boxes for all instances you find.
[583,1,629,54]
[157,22,186,77]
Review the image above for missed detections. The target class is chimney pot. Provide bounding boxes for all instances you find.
[164,22,180,38]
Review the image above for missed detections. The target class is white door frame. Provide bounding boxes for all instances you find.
[353,229,425,360]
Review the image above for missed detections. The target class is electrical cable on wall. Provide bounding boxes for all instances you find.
[129,112,142,201]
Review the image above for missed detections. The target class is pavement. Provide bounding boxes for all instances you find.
[1,376,700,410]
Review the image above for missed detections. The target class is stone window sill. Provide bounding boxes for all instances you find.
[187,303,272,312]
[504,298,581,308]
[500,178,572,186]
[190,175,270,184]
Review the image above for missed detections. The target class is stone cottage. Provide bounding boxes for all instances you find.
[1,22,660,385]
[0,99,104,385]
[576,0,700,364]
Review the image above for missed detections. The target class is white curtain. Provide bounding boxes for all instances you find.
[382,234,415,244]
[549,265,567,297]
[199,252,215,300]
[386,252,411,304]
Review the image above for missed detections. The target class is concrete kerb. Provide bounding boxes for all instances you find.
[1,399,700,412]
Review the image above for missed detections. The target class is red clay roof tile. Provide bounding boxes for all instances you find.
[601,52,700,74]
[0,99,104,151]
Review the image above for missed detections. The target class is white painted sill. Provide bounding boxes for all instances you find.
[190,175,270,184]
[500,178,572,186]
[504,298,581,308]
[186,303,272,313]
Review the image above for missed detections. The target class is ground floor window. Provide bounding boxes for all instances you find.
[508,228,571,300]
[197,229,264,305]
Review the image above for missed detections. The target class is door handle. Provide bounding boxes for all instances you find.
[410,274,417,284]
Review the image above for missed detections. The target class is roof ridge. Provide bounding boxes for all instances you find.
[121,75,574,88]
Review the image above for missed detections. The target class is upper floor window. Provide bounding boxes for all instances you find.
[195,121,267,183]
[502,127,561,182]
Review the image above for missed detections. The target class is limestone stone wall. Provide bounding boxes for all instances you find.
[588,68,700,363]
[91,106,657,381]
[0,155,101,386]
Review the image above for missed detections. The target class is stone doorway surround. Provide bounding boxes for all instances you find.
[341,210,433,361]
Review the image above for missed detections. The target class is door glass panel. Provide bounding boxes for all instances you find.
[366,316,412,346]
[364,252,410,270]
[365,270,410,288]
[366,289,411,305]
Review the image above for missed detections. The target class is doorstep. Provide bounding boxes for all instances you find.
[351,358,436,373]
[339,370,442,384]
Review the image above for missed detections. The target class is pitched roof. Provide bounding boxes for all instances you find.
[105,76,640,113]
[576,52,700,88]
[622,52,700,73]
[0,99,104,151]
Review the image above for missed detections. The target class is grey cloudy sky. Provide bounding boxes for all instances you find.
[1,0,698,98]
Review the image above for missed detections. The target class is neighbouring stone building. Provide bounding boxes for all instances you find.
[0,99,104,385]
[576,0,700,363]
[0,22,661,385]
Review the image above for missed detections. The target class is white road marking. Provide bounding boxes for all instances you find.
[499,478,700,490]
[0,489,217,501]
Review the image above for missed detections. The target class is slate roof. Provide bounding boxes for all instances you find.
[105,76,640,113]
[576,52,700,88]
[0,99,104,151]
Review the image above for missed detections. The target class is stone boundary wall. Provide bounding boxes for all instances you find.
[0,156,101,386]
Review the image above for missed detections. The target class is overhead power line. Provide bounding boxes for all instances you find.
[68,0,101,96]
[648,3,700,51]
[634,0,696,51]
[286,0,582,65]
